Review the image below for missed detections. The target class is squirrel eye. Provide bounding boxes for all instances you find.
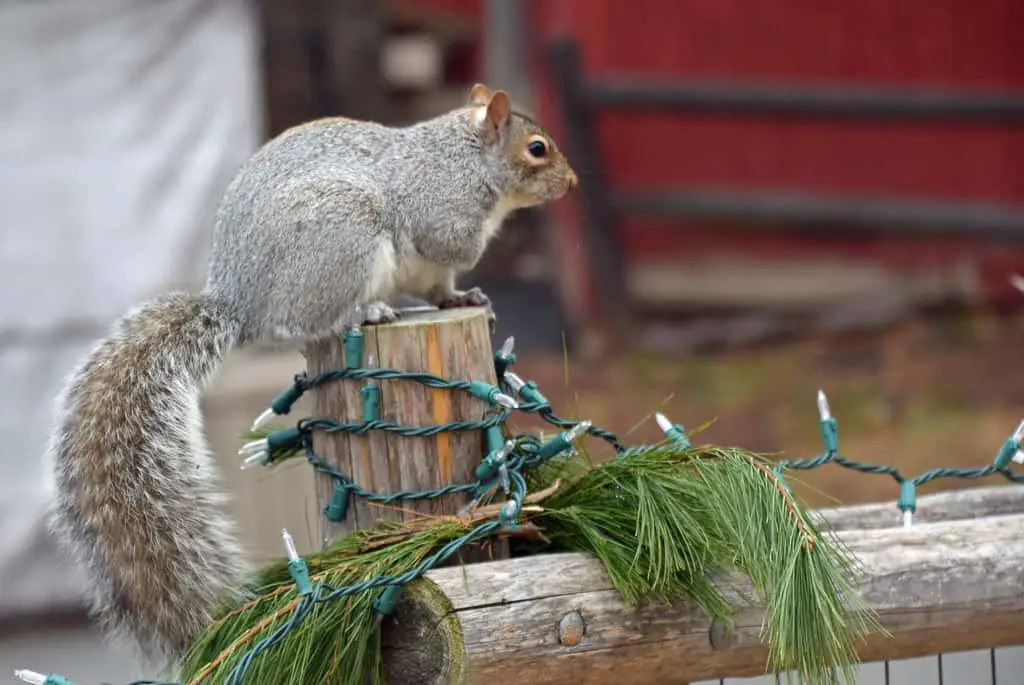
[526,139,547,159]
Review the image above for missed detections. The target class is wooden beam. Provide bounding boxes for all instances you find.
[380,508,1024,684]
[586,77,1024,122]
[545,36,631,345]
[816,483,1024,531]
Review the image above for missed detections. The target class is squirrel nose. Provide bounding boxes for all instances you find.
[567,171,578,190]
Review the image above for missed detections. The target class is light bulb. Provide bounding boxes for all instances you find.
[499,336,515,357]
[816,390,831,422]
[251,408,275,431]
[238,438,266,456]
[1010,273,1024,294]
[365,352,379,385]
[504,371,526,392]
[282,528,299,561]
[14,670,47,685]
[238,438,268,469]
[564,420,592,443]
[500,500,519,520]
[457,495,482,517]
[240,453,266,470]
[495,440,516,461]
[492,392,519,409]
[1011,419,1024,465]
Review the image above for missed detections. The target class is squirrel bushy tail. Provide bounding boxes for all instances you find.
[47,292,246,662]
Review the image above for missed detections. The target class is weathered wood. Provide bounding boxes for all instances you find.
[816,483,1024,531]
[307,325,381,544]
[381,510,1024,684]
[306,307,507,559]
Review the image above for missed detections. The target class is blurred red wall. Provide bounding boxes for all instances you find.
[528,0,1024,323]
[399,1,1024,323]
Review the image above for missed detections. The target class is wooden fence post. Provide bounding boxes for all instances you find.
[304,307,508,561]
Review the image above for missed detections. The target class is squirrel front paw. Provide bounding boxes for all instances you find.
[437,287,496,332]
[360,301,400,325]
[438,286,490,309]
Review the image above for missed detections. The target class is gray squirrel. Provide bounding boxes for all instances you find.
[45,83,578,664]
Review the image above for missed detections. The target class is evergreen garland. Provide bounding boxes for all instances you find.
[21,328,1024,685]
[178,434,880,685]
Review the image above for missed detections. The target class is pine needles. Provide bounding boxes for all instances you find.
[534,443,878,685]
[179,440,880,685]
[178,521,473,685]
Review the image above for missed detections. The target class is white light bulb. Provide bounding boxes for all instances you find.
[496,440,516,461]
[902,511,912,529]
[655,413,673,435]
[500,500,518,519]
[1008,419,1024,464]
[240,452,266,470]
[14,670,47,685]
[282,529,299,561]
[493,392,519,409]
[499,336,515,357]
[238,438,267,457]
[564,420,592,443]
[456,496,481,517]
[1013,419,1024,442]
[251,408,275,431]
[1010,273,1024,294]
[504,371,526,392]
[816,390,831,422]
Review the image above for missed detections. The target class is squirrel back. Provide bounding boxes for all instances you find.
[45,83,576,664]
[206,83,577,342]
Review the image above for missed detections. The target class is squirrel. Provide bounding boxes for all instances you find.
[45,83,578,664]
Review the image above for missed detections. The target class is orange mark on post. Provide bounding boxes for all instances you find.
[425,326,454,483]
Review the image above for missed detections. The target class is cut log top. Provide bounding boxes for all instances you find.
[364,306,488,328]
[381,485,1024,685]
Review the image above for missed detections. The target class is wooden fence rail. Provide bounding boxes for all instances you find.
[298,309,1024,684]
[379,485,1024,684]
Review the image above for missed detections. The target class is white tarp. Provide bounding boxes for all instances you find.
[0,0,263,616]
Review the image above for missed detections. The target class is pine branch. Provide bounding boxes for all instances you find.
[534,443,881,685]
[179,441,880,685]
[179,521,473,685]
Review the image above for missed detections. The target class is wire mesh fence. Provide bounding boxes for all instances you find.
[694,646,1024,685]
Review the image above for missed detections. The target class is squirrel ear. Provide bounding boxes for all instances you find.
[483,90,511,135]
[468,83,492,105]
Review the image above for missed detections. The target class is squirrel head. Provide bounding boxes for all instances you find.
[464,83,578,208]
